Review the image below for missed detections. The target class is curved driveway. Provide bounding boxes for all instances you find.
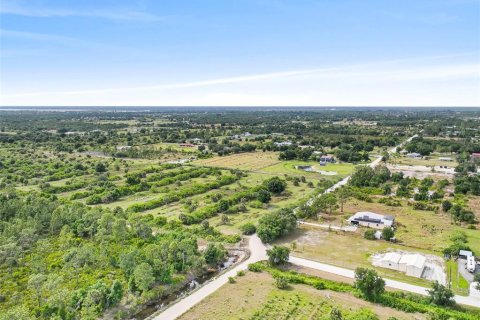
[151,235,267,320]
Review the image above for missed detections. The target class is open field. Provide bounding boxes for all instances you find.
[178,270,422,320]
[259,160,355,178]
[390,156,458,168]
[276,225,436,287]
[193,151,280,171]
[343,199,453,251]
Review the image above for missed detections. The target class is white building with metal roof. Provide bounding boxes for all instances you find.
[399,254,426,278]
[347,211,395,229]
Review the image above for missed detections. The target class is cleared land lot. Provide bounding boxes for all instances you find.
[391,156,458,168]
[178,270,423,320]
[194,152,354,180]
[260,160,354,178]
[276,225,436,287]
[193,151,280,171]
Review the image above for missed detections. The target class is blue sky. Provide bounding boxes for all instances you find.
[1,0,479,106]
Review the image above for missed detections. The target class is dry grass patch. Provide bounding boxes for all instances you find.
[193,152,280,171]
[178,270,423,320]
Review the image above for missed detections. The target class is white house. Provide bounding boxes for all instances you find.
[347,212,395,229]
[399,254,426,278]
[407,153,422,159]
[274,141,292,147]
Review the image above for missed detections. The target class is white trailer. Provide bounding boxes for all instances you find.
[466,255,476,273]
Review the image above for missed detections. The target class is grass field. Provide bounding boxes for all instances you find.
[342,199,455,252]
[193,151,280,171]
[260,160,354,178]
[447,260,470,296]
[178,271,423,320]
[276,225,435,287]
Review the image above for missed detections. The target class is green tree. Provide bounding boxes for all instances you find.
[257,208,297,243]
[28,273,47,307]
[381,227,395,241]
[240,222,256,235]
[264,177,287,194]
[256,189,272,203]
[354,268,385,301]
[313,193,338,214]
[95,162,107,173]
[364,229,376,240]
[427,281,455,306]
[337,187,351,213]
[108,280,123,307]
[133,263,155,292]
[267,245,290,265]
[204,243,227,266]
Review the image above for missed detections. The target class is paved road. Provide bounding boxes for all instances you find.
[290,256,480,308]
[152,133,480,318]
[151,235,267,320]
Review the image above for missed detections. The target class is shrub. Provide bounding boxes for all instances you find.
[263,177,287,194]
[257,208,297,243]
[381,227,395,241]
[240,222,256,235]
[267,245,290,265]
[248,263,263,272]
[274,275,288,289]
[364,229,376,240]
[427,281,455,306]
[354,268,385,301]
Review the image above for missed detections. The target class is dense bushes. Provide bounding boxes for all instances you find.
[128,175,237,213]
[349,165,391,188]
[0,193,211,319]
[257,208,297,243]
[179,185,270,225]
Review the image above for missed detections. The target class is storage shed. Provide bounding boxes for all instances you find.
[399,254,426,278]
[380,252,402,270]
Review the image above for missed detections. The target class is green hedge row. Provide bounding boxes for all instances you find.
[82,167,217,205]
[179,186,265,225]
[127,175,238,212]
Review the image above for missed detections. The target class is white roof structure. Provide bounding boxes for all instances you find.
[459,250,473,257]
[383,252,402,264]
[399,254,426,269]
[348,211,395,227]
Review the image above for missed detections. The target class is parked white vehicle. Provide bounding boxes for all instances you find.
[466,255,476,273]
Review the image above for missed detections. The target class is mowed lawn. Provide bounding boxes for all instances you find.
[260,160,354,178]
[193,151,280,171]
[178,271,422,320]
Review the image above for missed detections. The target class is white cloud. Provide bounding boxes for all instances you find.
[1,55,479,107]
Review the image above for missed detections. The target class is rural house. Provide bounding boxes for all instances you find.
[347,211,395,229]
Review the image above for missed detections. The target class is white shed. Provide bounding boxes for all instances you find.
[380,252,402,270]
[399,254,426,278]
